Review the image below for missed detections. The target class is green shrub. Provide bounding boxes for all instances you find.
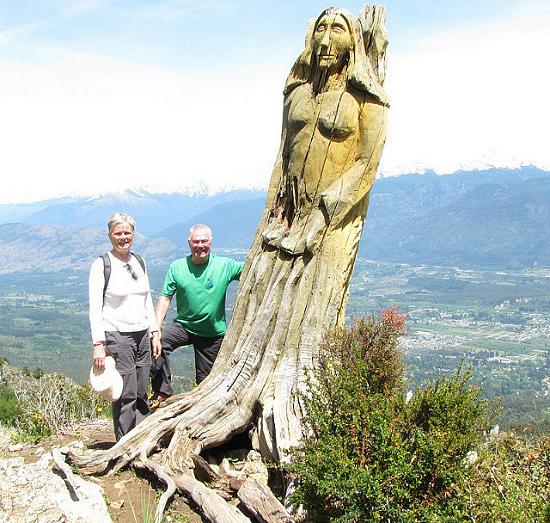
[14,409,52,443]
[0,383,22,426]
[32,367,44,379]
[289,310,495,522]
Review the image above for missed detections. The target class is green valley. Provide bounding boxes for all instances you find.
[1,258,548,432]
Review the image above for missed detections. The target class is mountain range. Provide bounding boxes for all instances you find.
[361,167,550,267]
[0,189,265,236]
[0,167,548,273]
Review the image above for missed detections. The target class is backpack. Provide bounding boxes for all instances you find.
[101,252,146,303]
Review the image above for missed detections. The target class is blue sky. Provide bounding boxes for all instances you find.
[0,0,548,202]
[0,1,524,67]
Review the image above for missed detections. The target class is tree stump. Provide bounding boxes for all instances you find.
[69,4,389,521]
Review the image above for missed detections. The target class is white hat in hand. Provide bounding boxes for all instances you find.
[89,356,123,402]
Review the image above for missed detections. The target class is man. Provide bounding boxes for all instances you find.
[149,224,244,408]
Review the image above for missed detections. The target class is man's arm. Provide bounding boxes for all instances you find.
[155,295,173,334]
[230,260,245,281]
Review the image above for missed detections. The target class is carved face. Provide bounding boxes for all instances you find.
[312,13,352,71]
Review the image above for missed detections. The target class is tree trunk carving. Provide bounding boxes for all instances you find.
[69,4,389,520]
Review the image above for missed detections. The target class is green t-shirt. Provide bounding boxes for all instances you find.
[161,254,244,337]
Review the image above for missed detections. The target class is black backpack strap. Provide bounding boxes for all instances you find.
[101,254,111,305]
[101,252,146,305]
[130,252,146,273]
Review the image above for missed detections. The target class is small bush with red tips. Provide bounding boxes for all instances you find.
[288,310,548,522]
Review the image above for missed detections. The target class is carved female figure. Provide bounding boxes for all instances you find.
[262,7,388,256]
[216,6,388,461]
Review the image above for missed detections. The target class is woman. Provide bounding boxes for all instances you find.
[88,212,161,440]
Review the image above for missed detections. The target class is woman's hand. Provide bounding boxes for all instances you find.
[92,343,106,370]
[151,331,162,360]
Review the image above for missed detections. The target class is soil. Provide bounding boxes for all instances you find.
[12,419,204,523]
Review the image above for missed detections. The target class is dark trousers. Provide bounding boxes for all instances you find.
[105,329,151,440]
[150,322,223,396]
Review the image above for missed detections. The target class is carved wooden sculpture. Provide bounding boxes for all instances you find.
[70,5,388,521]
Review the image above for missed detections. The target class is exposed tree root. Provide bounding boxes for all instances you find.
[172,473,252,523]
[133,458,251,523]
[133,459,176,523]
[238,479,295,523]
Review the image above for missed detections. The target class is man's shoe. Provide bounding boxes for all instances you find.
[148,393,170,410]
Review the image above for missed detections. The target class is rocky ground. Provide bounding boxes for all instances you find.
[0,419,203,523]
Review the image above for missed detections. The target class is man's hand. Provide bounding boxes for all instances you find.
[92,343,106,370]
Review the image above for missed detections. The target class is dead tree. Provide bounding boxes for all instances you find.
[69,4,388,521]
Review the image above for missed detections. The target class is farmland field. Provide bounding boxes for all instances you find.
[1,257,548,431]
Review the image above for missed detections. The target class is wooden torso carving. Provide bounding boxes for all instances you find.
[284,83,362,210]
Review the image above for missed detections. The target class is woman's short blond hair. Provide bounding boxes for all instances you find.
[107,212,136,233]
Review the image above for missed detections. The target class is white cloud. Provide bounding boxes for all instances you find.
[0,51,287,203]
[381,2,550,176]
[0,2,548,203]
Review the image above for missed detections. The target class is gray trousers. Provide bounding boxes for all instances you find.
[105,329,151,440]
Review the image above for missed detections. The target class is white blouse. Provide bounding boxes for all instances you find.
[88,252,158,344]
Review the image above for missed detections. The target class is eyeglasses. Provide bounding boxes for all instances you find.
[124,263,138,280]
